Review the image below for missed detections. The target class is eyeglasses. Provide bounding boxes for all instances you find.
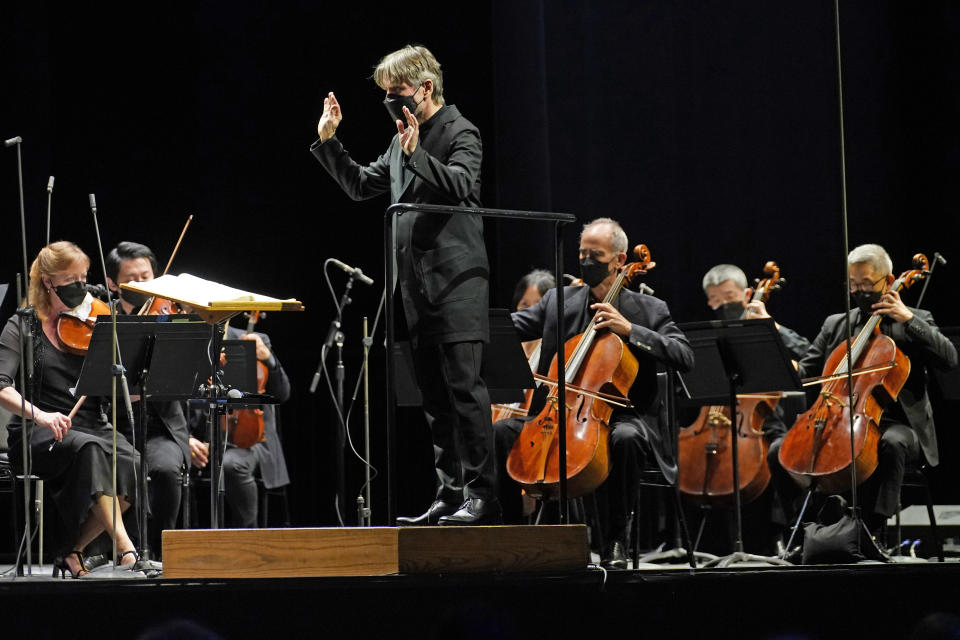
[849,276,885,292]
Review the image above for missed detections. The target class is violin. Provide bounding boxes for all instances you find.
[133,214,192,317]
[506,245,655,499]
[778,254,930,492]
[223,311,269,449]
[56,294,113,356]
[677,261,785,505]
[138,296,182,316]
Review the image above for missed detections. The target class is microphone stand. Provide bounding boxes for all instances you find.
[915,252,946,309]
[309,271,354,524]
[7,136,37,575]
[14,276,38,576]
[89,194,141,571]
[46,176,54,245]
[356,316,372,527]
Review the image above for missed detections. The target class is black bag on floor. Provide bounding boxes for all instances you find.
[801,495,888,564]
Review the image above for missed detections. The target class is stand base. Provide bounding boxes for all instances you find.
[637,546,718,567]
[703,551,794,568]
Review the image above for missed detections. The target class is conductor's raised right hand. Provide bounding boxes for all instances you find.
[317,92,343,142]
[37,410,71,442]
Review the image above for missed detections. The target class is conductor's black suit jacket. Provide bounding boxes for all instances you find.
[797,307,957,466]
[311,104,488,348]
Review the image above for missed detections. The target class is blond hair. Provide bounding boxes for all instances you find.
[29,241,90,322]
[373,44,444,106]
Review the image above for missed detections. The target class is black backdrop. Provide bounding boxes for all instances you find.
[3,1,958,527]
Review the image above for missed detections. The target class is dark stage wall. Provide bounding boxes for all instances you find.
[3,2,958,528]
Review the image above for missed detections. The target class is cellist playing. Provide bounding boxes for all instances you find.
[493,218,693,569]
[769,244,957,536]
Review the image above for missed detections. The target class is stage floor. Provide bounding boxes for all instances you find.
[4,558,960,639]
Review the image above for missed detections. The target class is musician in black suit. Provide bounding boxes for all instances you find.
[697,263,812,554]
[494,218,694,568]
[105,241,191,557]
[310,45,497,525]
[768,244,957,533]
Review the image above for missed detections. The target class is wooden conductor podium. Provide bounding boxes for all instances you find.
[162,525,589,578]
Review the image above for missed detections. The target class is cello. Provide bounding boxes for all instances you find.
[506,245,655,500]
[778,254,930,493]
[677,261,787,505]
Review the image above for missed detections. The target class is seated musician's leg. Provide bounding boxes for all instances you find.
[493,417,525,524]
[862,422,920,532]
[766,437,803,527]
[222,446,259,528]
[146,434,186,555]
[604,418,647,567]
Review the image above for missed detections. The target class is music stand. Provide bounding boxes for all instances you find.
[393,309,535,406]
[75,315,210,567]
[221,340,258,393]
[677,318,801,567]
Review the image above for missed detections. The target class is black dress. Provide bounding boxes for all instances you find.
[0,315,138,543]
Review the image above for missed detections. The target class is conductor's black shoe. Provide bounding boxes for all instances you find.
[396,500,459,527]
[438,498,503,526]
[602,540,628,570]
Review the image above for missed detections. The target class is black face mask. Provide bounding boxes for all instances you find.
[713,301,745,321]
[53,281,87,309]
[383,84,423,124]
[579,258,613,288]
[120,287,151,312]
[851,290,882,317]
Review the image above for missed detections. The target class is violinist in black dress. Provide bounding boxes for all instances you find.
[0,241,140,577]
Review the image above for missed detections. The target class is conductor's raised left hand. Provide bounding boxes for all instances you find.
[397,106,419,156]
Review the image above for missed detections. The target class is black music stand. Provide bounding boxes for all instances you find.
[393,309,535,406]
[677,318,801,567]
[75,315,210,566]
[221,340,258,393]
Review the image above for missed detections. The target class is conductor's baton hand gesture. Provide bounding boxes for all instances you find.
[318,92,343,142]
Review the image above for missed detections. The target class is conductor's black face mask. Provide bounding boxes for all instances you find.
[383,83,424,124]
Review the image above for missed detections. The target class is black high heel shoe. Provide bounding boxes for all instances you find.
[118,550,139,567]
[53,550,89,579]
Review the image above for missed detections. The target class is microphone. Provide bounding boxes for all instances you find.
[4,136,22,147]
[47,176,55,193]
[88,193,97,213]
[934,252,947,266]
[227,388,244,400]
[329,258,374,286]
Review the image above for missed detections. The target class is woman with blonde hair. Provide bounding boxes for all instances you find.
[0,241,140,577]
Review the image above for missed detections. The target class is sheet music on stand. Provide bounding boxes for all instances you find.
[119,273,303,528]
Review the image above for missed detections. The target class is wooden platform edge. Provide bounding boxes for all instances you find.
[398,524,589,573]
[162,527,399,579]
[162,525,590,579]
